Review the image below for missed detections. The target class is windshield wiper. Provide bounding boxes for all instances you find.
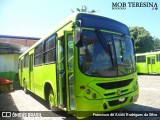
[120,40,124,62]
[95,28,114,67]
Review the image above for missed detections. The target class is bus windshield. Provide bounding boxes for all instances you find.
[78,30,136,77]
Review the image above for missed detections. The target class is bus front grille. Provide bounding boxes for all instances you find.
[104,89,128,96]
[96,79,133,90]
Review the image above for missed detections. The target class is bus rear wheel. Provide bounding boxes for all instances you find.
[48,89,58,111]
[24,87,28,94]
[23,78,28,94]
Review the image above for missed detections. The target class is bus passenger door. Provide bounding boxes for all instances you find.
[56,31,75,111]
[56,36,66,108]
[19,59,23,86]
[65,31,75,111]
[151,56,156,73]
[20,59,24,86]
[147,57,151,73]
[29,54,34,91]
[147,56,156,73]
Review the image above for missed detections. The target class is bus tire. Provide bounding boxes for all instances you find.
[24,86,28,94]
[23,78,28,94]
[48,88,58,111]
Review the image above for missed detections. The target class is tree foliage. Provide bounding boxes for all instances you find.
[153,37,160,51]
[129,27,156,53]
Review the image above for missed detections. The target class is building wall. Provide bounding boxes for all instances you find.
[0,38,37,47]
[0,35,39,81]
[0,54,19,81]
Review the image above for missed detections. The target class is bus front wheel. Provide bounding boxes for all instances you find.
[48,89,58,111]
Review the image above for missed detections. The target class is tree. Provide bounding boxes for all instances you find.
[71,5,97,13]
[153,37,160,51]
[129,27,154,53]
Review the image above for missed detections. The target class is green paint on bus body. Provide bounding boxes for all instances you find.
[82,27,131,38]
[18,13,139,118]
[136,51,160,74]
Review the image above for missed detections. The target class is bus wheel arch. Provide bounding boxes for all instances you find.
[44,82,58,111]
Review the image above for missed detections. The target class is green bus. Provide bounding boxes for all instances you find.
[18,13,139,118]
[136,51,160,74]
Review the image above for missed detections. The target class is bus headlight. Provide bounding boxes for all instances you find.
[86,89,90,94]
[83,87,102,99]
[133,80,138,91]
[92,93,96,99]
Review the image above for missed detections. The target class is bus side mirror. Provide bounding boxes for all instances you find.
[74,28,82,47]
[72,20,82,47]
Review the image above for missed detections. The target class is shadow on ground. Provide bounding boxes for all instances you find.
[61,104,160,120]
[23,90,160,120]
[25,90,160,120]
[26,90,73,118]
[3,89,159,120]
[0,93,22,120]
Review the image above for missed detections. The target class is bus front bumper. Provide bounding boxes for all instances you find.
[75,89,139,117]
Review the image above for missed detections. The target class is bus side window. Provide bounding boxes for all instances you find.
[156,54,159,62]
[44,35,56,63]
[68,34,73,70]
[137,56,146,63]
[24,54,29,68]
[34,43,44,66]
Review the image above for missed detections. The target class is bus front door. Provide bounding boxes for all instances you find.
[65,31,75,111]
[56,36,67,108]
[56,31,75,111]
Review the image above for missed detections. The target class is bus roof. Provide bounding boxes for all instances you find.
[136,51,160,56]
[76,13,129,35]
[19,12,78,58]
[19,12,130,58]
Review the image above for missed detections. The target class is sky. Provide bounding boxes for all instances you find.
[0,0,160,39]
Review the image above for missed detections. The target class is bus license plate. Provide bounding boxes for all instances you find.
[119,98,125,102]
